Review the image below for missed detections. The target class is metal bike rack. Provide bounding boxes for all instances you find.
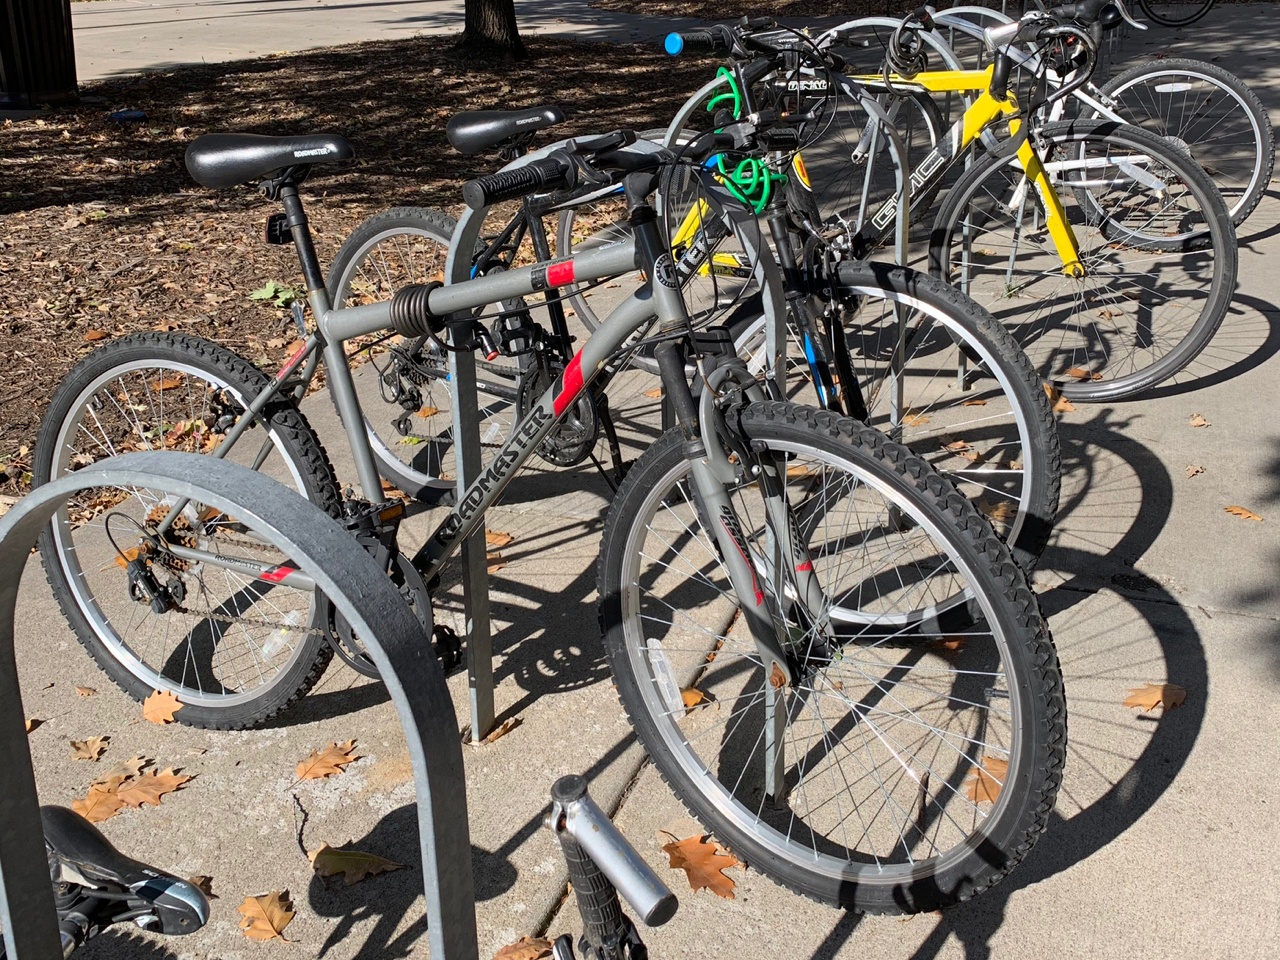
[0,453,479,960]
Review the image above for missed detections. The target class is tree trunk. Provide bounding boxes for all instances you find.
[457,0,527,62]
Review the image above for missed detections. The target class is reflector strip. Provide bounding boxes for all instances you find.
[553,352,585,416]
[547,259,575,287]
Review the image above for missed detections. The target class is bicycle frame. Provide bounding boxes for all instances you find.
[150,153,805,687]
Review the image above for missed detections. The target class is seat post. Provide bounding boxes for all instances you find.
[278,184,327,296]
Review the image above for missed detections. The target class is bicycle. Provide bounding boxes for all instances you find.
[1136,0,1217,27]
[35,124,1066,911]
[831,3,1274,231]
[680,4,1238,400]
[335,29,1064,572]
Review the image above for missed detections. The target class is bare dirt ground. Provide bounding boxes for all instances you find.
[0,35,712,491]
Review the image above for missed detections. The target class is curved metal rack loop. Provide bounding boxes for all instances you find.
[0,452,478,960]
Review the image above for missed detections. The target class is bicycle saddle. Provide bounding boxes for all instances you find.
[446,105,565,156]
[185,132,354,189]
[42,805,209,935]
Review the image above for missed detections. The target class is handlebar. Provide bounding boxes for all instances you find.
[462,155,575,208]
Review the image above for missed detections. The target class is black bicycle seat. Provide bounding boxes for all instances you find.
[446,106,565,156]
[185,132,354,189]
[43,805,160,888]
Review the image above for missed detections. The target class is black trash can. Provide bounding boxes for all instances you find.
[1,0,79,108]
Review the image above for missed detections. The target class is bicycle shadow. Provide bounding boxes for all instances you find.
[805,408,1208,959]
[73,930,185,960]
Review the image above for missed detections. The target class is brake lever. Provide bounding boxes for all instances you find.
[1110,0,1148,29]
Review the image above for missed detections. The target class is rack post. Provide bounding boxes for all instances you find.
[0,454,480,960]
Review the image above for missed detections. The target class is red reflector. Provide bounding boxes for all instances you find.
[260,565,295,583]
[546,259,575,287]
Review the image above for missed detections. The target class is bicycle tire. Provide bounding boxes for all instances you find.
[1095,57,1273,229]
[731,260,1060,573]
[597,401,1066,913]
[1136,0,1217,27]
[930,119,1237,401]
[326,206,519,500]
[34,332,341,729]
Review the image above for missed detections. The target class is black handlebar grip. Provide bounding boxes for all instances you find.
[462,156,571,210]
[664,30,725,55]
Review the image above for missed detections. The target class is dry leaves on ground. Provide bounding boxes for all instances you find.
[1225,505,1263,521]
[644,387,663,399]
[296,739,362,780]
[74,685,97,697]
[485,529,515,548]
[1065,367,1102,381]
[82,329,109,342]
[931,636,967,653]
[1186,464,1205,479]
[25,717,43,733]
[1189,413,1210,427]
[116,768,192,807]
[237,890,295,941]
[1044,383,1075,413]
[309,842,406,885]
[680,687,707,710]
[660,832,740,899]
[470,716,522,745]
[961,397,987,406]
[964,756,1008,804]
[142,689,183,723]
[70,735,109,761]
[1123,683,1187,712]
[188,875,217,899]
[494,936,555,960]
[94,755,150,783]
[487,554,508,573]
[978,500,1016,523]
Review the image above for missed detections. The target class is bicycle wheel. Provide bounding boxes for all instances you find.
[326,206,518,499]
[597,401,1065,913]
[930,119,1237,401]
[1136,0,1217,27]
[731,261,1060,571]
[34,333,341,729]
[1094,57,1273,228]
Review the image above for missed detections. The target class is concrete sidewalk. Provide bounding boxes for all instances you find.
[70,0,689,80]
[11,4,1280,960]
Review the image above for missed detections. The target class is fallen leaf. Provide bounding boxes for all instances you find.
[964,756,1008,804]
[485,529,515,548]
[74,685,96,697]
[643,387,663,399]
[414,405,440,418]
[116,767,191,807]
[237,890,294,941]
[961,397,987,406]
[72,776,126,823]
[660,832,740,899]
[681,687,707,710]
[931,636,967,653]
[978,500,1016,522]
[25,717,43,733]
[111,545,141,569]
[1044,383,1075,413]
[481,716,522,744]
[296,739,362,780]
[1225,505,1263,521]
[1189,413,1210,427]
[187,747,207,757]
[380,479,409,498]
[94,755,151,784]
[70,735,109,761]
[1185,464,1204,479]
[188,875,218,899]
[786,462,814,478]
[487,553,508,573]
[1123,682,1187,712]
[1065,367,1102,381]
[142,689,182,723]
[308,843,406,885]
[902,410,930,427]
[83,329,109,342]
[494,936,555,960]
[153,375,184,390]
[944,440,970,452]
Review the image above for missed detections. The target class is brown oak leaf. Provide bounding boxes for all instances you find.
[296,739,362,780]
[660,832,740,899]
[237,890,295,941]
[643,387,663,399]
[1065,367,1102,381]
[964,756,1008,804]
[94,755,150,784]
[69,735,109,761]
[485,529,515,548]
[25,717,43,734]
[1225,505,1263,521]
[72,776,127,823]
[415,405,440,418]
[83,329,109,342]
[1123,683,1187,712]
[142,689,182,723]
[961,397,987,406]
[116,768,191,807]
[493,936,555,960]
[1189,413,1210,427]
[680,687,707,710]
[479,716,523,745]
[1044,383,1075,413]
[74,685,96,697]
[188,875,218,899]
[308,843,406,885]
[1186,464,1204,479]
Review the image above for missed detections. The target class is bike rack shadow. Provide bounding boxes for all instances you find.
[806,409,1208,959]
[0,453,480,960]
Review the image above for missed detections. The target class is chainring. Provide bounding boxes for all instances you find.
[515,361,599,467]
